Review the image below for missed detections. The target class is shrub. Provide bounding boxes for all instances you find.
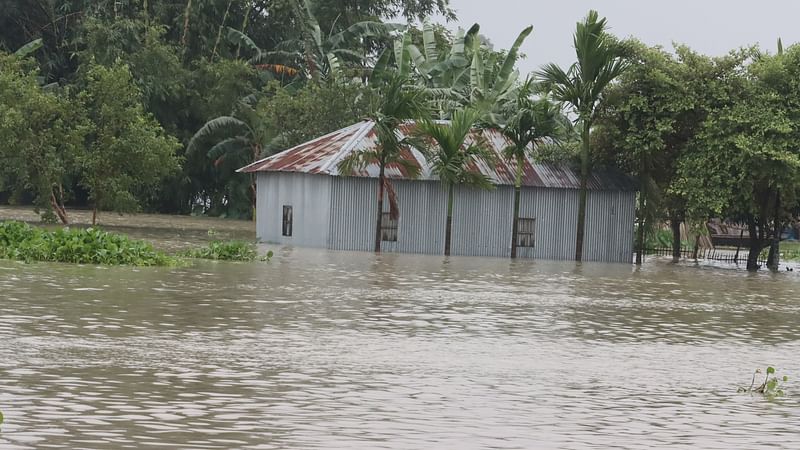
[0,221,177,266]
[181,240,272,262]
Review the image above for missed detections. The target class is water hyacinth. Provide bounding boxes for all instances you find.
[181,239,272,262]
[0,221,177,266]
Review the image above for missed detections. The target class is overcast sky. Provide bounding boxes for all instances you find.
[438,0,800,75]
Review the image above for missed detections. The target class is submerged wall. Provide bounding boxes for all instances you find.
[256,172,636,263]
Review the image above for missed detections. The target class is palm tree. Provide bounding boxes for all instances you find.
[537,10,627,261]
[415,108,496,256]
[338,74,428,252]
[499,78,566,258]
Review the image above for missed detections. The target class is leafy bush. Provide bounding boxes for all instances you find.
[0,221,177,266]
[181,240,272,261]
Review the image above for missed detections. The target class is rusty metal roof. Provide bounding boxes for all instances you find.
[239,120,636,191]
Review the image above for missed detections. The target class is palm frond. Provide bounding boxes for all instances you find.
[188,116,252,155]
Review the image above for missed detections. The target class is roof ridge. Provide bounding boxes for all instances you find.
[320,120,376,175]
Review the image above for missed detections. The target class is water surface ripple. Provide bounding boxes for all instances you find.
[1,248,799,449]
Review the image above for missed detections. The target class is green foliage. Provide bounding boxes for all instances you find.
[181,239,272,261]
[781,241,800,261]
[78,61,181,216]
[415,108,496,191]
[258,80,373,152]
[0,221,177,266]
[537,10,628,261]
[0,52,88,222]
[738,366,789,399]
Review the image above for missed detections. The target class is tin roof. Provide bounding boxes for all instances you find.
[239,120,636,191]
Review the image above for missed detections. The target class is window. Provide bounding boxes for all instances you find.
[381,212,398,242]
[282,205,293,236]
[517,218,536,248]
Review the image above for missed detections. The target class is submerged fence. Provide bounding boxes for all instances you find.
[644,246,768,266]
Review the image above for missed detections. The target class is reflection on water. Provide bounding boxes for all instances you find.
[1,248,799,449]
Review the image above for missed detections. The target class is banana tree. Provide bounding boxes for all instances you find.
[374,21,480,116]
[414,108,496,256]
[338,74,428,252]
[499,78,566,258]
[187,99,269,217]
[280,0,402,81]
[537,10,627,261]
[466,25,533,122]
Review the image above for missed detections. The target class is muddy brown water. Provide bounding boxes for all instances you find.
[1,208,800,449]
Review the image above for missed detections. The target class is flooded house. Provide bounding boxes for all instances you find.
[239,120,637,263]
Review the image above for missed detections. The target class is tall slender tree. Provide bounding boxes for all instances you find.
[414,108,496,256]
[498,78,565,258]
[538,10,627,261]
[338,74,428,252]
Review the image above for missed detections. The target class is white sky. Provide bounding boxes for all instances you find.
[439,0,800,75]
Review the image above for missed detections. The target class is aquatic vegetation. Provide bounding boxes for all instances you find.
[0,220,177,266]
[738,366,788,398]
[181,239,272,262]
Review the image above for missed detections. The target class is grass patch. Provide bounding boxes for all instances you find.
[181,239,272,261]
[781,241,800,261]
[0,220,178,266]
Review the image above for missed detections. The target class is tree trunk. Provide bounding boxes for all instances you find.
[746,216,763,272]
[374,166,385,253]
[211,0,233,60]
[635,192,645,265]
[92,204,98,226]
[575,121,590,262]
[670,213,682,261]
[49,188,69,225]
[767,193,781,271]
[235,1,252,59]
[510,154,523,259]
[181,0,192,48]
[444,183,454,256]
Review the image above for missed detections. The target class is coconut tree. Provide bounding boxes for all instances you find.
[338,74,429,252]
[537,10,627,261]
[414,108,496,256]
[499,78,566,258]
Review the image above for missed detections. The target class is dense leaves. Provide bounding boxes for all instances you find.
[0,221,176,266]
[181,239,271,261]
[0,53,88,223]
[79,61,181,222]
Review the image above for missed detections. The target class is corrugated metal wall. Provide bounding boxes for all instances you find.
[583,190,636,263]
[327,177,448,254]
[328,176,376,252]
[451,185,514,257]
[259,173,635,263]
[256,172,331,247]
[518,187,581,260]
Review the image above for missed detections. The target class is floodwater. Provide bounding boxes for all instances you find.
[2,242,800,448]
